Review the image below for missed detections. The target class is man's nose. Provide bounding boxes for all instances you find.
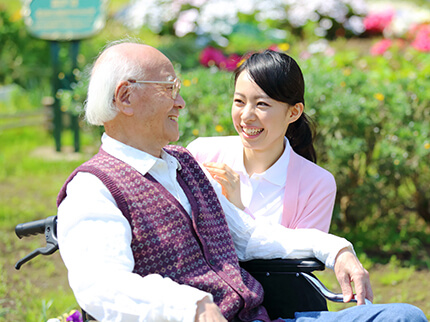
[175,94,186,109]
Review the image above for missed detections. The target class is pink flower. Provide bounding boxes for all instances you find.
[364,10,395,34]
[269,44,280,51]
[370,39,393,56]
[223,53,242,71]
[199,47,227,67]
[299,50,312,60]
[411,24,430,52]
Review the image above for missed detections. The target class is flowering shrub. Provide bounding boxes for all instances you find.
[199,46,242,71]
[370,39,395,56]
[363,9,395,34]
[365,2,430,38]
[410,23,430,52]
[369,23,430,55]
[364,2,430,55]
[299,51,430,262]
[116,0,368,45]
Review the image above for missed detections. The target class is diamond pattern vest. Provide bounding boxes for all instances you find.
[57,145,271,321]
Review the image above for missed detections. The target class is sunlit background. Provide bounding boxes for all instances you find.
[1,0,429,321]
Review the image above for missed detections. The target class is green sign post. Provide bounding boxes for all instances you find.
[22,0,107,152]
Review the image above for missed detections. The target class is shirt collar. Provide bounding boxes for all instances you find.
[237,137,291,186]
[100,133,181,175]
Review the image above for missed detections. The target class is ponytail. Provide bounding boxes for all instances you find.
[286,113,317,163]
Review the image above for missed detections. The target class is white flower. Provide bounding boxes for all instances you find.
[308,39,330,54]
[115,0,371,40]
[346,15,365,35]
[174,9,199,37]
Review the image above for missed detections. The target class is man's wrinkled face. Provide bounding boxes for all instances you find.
[126,55,185,155]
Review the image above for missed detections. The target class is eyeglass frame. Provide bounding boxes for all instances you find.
[128,78,181,100]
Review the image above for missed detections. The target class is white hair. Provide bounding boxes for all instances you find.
[84,39,145,126]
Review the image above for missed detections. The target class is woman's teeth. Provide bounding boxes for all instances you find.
[243,128,263,136]
[168,116,178,121]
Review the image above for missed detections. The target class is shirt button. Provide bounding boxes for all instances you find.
[209,259,215,265]
[238,287,244,292]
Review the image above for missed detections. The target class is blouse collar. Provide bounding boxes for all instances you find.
[233,137,291,186]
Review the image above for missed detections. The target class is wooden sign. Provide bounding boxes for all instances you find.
[22,0,107,40]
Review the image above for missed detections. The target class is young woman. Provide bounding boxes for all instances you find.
[187,50,335,232]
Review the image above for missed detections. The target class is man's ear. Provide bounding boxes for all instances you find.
[289,103,304,123]
[114,81,134,116]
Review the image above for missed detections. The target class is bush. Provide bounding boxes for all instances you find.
[0,10,51,90]
[177,67,236,146]
[301,48,430,263]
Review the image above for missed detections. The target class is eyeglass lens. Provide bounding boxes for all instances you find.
[172,79,181,99]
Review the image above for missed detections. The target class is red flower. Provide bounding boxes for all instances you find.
[223,53,242,71]
[411,24,430,52]
[370,39,393,56]
[199,47,227,67]
[364,10,395,34]
[269,44,280,51]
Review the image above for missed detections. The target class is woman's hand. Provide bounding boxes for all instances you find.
[203,162,245,210]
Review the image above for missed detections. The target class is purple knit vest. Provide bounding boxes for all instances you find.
[57,145,271,322]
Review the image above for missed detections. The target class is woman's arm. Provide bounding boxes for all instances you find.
[290,173,336,233]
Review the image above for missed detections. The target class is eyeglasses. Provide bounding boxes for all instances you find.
[129,78,181,99]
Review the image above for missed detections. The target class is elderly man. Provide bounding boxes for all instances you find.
[57,40,426,322]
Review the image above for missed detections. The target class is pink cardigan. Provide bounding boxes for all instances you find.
[187,136,336,233]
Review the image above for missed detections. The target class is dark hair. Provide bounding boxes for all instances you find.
[234,50,317,163]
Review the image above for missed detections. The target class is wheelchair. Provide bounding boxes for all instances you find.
[14,215,364,321]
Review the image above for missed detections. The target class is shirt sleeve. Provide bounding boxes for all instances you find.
[200,165,353,269]
[57,172,211,322]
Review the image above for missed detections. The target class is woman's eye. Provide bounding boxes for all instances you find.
[257,101,270,108]
[234,98,244,105]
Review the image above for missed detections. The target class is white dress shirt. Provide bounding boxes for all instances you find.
[57,133,352,322]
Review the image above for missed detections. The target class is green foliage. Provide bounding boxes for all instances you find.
[227,23,291,54]
[158,34,202,71]
[0,10,51,90]
[177,67,236,146]
[300,48,430,264]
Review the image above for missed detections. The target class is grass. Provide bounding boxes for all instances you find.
[0,115,97,321]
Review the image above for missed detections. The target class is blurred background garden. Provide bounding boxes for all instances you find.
[1,0,429,320]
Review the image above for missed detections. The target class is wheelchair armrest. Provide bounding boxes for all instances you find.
[240,258,325,274]
[240,258,372,305]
